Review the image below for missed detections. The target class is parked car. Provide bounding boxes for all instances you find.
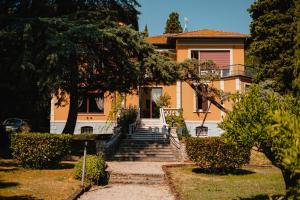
[2,118,31,133]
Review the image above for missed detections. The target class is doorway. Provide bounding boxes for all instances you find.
[140,87,162,118]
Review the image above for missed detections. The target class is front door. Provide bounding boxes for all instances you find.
[140,87,162,118]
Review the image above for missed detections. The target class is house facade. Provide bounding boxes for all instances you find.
[50,29,251,136]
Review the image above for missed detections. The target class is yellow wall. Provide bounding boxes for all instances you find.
[52,38,246,122]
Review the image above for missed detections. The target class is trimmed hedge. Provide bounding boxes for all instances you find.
[10,133,71,168]
[74,154,107,185]
[186,137,250,173]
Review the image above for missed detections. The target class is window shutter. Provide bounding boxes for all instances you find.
[199,50,230,69]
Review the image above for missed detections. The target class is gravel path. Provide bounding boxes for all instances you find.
[79,184,174,200]
[106,161,176,174]
[79,161,177,200]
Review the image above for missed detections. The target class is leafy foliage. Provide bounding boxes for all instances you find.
[155,93,171,108]
[10,133,71,168]
[248,0,298,93]
[219,85,300,197]
[186,137,250,173]
[165,113,189,138]
[74,154,107,185]
[117,106,137,135]
[0,0,142,133]
[164,12,183,34]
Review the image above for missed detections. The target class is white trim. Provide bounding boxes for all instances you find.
[236,78,241,92]
[50,97,55,122]
[220,80,225,119]
[51,120,108,123]
[185,120,221,123]
[176,81,182,109]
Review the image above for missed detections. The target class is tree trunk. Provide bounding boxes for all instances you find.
[263,146,300,198]
[282,170,300,198]
[62,86,78,134]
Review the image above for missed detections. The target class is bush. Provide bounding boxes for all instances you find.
[74,154,107,185]
[165,113,190,138]
[117,106,137,135]
[10,133,71,168]
[186,137,250,173]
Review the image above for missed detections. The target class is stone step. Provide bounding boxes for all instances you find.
[111,156,177,162]
[114,152,175,156]
[117,147,173,151]
[109,173,165,185]
[118,143,170,147]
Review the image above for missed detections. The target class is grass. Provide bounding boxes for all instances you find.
[166,165,285,200]
[0,159,80,200]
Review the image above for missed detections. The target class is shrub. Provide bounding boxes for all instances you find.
[10,133,71,168]
[186,137,250,173]
[166,113,190,138]
[74,154,107,185]
[117,106,137,135]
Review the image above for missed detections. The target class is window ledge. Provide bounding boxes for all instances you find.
[193,110,211,113]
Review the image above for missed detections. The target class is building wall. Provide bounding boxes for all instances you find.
[51,38,247,136]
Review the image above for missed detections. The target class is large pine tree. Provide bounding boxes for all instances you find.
[248,0,298,94]
[164,12,183,34]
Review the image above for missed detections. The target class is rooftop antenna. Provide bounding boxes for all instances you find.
[184,17,189,32]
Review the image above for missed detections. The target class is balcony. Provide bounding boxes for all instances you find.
[199,65,255,79]
[221,65,255,78]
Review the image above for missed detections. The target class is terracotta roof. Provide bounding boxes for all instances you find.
[145,29,249,44]
[172,29,250,38]
[144,33,176,44]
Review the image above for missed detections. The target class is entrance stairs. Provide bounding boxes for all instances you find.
[111,118,177,162]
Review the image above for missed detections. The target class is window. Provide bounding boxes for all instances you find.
[78,93,104,113]
[194,85,209,112]
[196,94,208,112]
[190,50,231,71]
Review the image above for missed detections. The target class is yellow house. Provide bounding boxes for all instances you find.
[50,29,251,136]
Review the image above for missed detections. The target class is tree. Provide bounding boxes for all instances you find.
[248,0,297,94]
[219,85,300,198]
[142,24,149,37]
[294,1,300,94]
[0,0,141,132]
[164,12,183,34]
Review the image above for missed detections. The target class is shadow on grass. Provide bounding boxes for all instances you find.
[0,195,41,200]
[0,160,18,168]
[192,168,255,176]
[0,168,18,172]
[45,162,75,170]
[239,194,284,200]
[0,180,19,189]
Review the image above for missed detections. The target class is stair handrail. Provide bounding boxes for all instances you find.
[160,108,181,149]
[128,107,140,136]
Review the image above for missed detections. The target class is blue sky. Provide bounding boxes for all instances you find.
[138,0,255,36]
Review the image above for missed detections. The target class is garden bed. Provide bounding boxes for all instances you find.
[0,159,80,200]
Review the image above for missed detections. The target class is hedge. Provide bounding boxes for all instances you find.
[186,137,250,173]
[10,133,71,168]
[74,154,107,185]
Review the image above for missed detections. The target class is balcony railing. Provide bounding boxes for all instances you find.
[199,65,255,79]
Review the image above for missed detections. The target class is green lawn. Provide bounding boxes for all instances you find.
[166,165,285,200]
[0,159,80,200]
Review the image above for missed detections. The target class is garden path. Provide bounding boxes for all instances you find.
[79,161,177,200]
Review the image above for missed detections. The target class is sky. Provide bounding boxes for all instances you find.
[138,0,256,36]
